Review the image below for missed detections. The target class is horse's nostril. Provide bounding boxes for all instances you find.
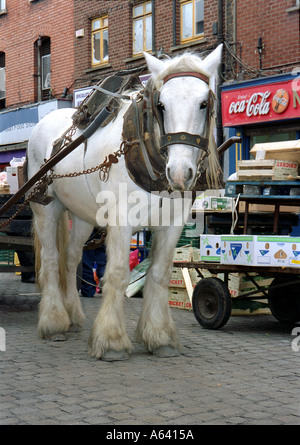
[188,168,193,181]
[167,167,171,178]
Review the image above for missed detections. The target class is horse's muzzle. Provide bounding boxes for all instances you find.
[166,162,196,191]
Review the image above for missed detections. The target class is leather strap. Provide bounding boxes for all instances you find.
[163,72,209,85]
[132,97,158,181]
[160,132,209,152]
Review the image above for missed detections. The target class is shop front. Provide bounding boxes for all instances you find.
[0,99,72,171]
[221,73,300,177]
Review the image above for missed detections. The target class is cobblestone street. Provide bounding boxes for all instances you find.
[0,272,299,426]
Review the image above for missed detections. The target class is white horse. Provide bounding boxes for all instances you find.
[26,45,222,360]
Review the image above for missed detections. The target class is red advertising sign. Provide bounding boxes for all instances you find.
[221,79,300,127]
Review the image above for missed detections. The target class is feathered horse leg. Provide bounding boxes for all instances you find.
[64,216,94,331]
[32,201,71,340]
[136,223,185,357]
[89,224,132,360]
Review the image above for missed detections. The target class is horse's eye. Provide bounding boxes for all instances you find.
[200,101,208,109]
[158,102,165,111]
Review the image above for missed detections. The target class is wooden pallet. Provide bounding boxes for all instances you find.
[237,159,298,181]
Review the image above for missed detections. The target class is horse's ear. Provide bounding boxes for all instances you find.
[202,44,223,77]
[144,51,165,77]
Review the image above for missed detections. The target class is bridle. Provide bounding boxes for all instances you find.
[152,71,213,158]
[123,70,215,192]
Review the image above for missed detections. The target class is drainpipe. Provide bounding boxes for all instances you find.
[37,36,42,102]
[152,0,156,54]
[216,0,224,149]
[173,0,177,47]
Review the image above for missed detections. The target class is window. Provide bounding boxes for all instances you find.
[41,38,51,99]
[133,1,152,55]
[91,16,108,67]
[180,0,204,43]
[0,52,5,109]
[0,0,6,12]
[34,36,51,101]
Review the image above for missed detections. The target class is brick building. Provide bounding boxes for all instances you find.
[0,0,75,166]
[0,0,75,108]
[0,0,299,176]
[221,0,300,177]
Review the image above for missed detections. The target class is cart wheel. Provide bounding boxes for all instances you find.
[192,277,232,329]
[268,275,300,324]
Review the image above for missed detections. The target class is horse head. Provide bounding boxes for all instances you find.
[143,45,223,192]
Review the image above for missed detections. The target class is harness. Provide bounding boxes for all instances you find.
[123,71,216,193]
[0,70,217,222]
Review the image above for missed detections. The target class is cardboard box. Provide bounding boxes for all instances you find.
[169,268,200,288]
[237,159,298,180]
[192,195,233,211]
[169,268,185,288]
[200,235,221,262]
[210,197,233,211]
[173,247,192,263]
[250,140,300,165]
[191,189,233,212]
[221,235,254,265]
[168,288,192,311]
[228,272,272,298]
[255,236,300,268]
[192,247,200,261]
[6,166,24,194]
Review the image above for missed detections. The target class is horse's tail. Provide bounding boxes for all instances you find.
[56,211,69,293]
[33,211,69,291]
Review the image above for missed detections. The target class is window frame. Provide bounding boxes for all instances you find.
[91,15,109,68]
[0,52,5,107]
[180,0,204,44]
[132,1,152,56]
[0,0,5,11]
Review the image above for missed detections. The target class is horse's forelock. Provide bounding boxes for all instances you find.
[152,53,210,90]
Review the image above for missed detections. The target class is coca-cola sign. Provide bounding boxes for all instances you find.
[222,79,300,126]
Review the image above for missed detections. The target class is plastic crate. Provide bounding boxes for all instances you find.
[0,250,15,265]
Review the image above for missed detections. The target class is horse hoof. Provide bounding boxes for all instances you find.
[152,345,180,358]
[45,333,68,342]
[101,349,129,362]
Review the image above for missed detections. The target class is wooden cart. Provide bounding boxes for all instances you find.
[173,261,300,329]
